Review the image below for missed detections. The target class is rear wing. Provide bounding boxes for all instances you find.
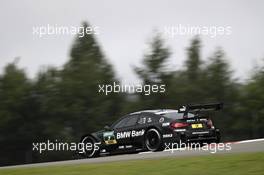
[178,102,223,114]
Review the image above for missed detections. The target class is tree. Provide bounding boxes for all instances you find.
[134,34,171,84]
[167,37,204,105]
[238,65,264,139]
[33,67,66,139]
[185,37,202,81]
[134,34,171,108]
[204,49,235,101]
[203,49,239,140]
[0,62,35,165]
[60,22,123,138]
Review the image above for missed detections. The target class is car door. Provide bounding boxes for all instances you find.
[113,114,139,146]
[132,113,155,144]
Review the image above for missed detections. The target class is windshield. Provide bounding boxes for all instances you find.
[161,112,195,119]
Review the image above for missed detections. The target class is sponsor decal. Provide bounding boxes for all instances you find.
[163,134,173,138]
[159,117,165,123]
[125,145,133,148]
[118,145,125,149]
[174,129,186,132]
[116,129,145,139]
[138,117,152,124]
[162,122,170,127]
[147,117,152,123]
[186,118,207,122]
[192,131,209,134]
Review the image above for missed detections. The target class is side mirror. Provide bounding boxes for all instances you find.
[104,125,110,130]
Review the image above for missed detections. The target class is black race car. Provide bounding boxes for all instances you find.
[80,102,223,158]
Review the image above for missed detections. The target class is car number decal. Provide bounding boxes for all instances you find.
[103,131,117,145]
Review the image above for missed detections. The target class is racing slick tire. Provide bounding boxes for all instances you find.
[80,135,100,158]
[144,128,164,152]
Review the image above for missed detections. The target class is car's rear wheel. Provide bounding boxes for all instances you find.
[80,136,100,158]
[144,128,164,152]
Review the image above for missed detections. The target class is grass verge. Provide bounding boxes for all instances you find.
[1,152,264,175]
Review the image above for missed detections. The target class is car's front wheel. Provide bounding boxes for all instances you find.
[144,128,164,152]
[80,136,100,158]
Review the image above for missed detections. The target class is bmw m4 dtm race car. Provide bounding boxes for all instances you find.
[80,102,223,158]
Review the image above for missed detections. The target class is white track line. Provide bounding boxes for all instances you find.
[139,138,264,154]
[139,152,153,154]
[237,138,264,144]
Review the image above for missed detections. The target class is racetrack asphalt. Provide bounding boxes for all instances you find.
[1,138,264,169]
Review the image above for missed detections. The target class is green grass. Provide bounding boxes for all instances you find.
[1,152,264,175]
